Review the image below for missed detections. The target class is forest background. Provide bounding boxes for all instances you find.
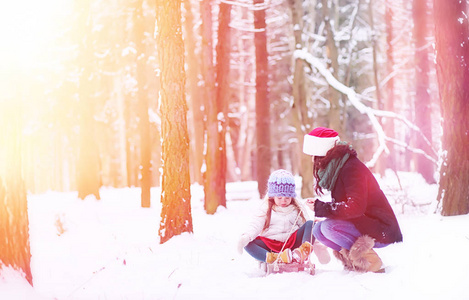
[1,0,468,287]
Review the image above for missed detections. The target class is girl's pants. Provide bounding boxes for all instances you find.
[244,220,314,262]
[312,219,388,252]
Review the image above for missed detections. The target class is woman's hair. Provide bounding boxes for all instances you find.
[263,197,306,230]
[313,143,357,195]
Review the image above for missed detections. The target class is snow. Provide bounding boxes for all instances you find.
[1,172,469,300]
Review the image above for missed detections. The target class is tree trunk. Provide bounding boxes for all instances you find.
[434,0,469,215]
[289,0,315,198]
[115,75,128,188]
[77,0,101,200]
[77,102,101,200]
[124,93,134,187]
[413,0,434,184]
[134,0,151,207]
[233,7,254,181]
[322,0,342,133]
[0,102,33,285]
[183,0,205,185]
[201,0,219,212]
[0,177,32,285]
[213,0,230,206]
[157,0,193,243]
[384,0,396,172]
[254,0,271,198]
[369,0,386,175]
[202,0,229,214]
[239,94,255,181]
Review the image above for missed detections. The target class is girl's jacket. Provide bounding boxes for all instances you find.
[242,199,309,243]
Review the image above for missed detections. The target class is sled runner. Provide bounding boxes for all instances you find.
[266,261,315,276]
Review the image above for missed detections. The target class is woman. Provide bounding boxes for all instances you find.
[303,127,402,272]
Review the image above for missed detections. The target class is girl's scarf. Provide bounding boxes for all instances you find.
[318,141,351,191]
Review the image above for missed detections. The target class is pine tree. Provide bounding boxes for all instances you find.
[0,102,33,285]
[156,0,193,243]
[76,0,101,200]
[254,0,271,198]
[434,0,469,215]
[203,0,230,214]
[413,0,434,184]
[134,0,151,208]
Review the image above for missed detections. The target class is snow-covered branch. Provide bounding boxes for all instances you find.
[294,48,438,167]
[219,0,282,11]
[385,137,438,165]
[294,48,388,167]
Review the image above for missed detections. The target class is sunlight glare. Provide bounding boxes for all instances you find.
[0,0,72,181]
[0,0,70,69]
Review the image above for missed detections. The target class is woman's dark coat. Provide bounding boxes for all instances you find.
[314,156,403,244]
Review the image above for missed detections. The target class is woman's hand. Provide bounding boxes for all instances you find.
[305,198,316,211]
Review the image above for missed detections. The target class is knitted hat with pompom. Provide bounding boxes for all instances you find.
[267,169,296,198]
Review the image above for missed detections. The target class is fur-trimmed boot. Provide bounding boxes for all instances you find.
[333,248,353,271]
[349,235,383,273]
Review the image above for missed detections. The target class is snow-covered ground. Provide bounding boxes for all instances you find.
[1,171,469,300]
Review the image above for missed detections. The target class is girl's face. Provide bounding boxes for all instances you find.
[274,196,292,207]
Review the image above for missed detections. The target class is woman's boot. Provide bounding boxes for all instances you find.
[349,235,383,272]
[333,248,353,270]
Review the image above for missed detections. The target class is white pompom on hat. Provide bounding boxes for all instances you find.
[303,127,340,156]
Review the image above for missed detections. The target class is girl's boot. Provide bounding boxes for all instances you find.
[292,242,313,263]
[266,249,292,264]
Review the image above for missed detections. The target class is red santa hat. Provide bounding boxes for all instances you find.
[303,127,340,156]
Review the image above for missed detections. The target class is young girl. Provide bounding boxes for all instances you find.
[237,169,316,264]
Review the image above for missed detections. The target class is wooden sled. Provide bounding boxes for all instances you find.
[266,261,315,276]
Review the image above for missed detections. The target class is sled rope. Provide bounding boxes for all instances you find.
[272,211,302,271]
[310,208,316,245]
